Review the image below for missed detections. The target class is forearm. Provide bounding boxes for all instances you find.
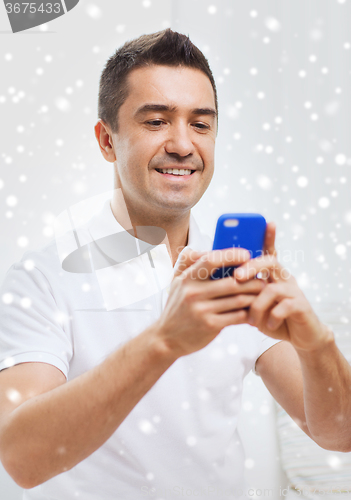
[0,324,176,488]
[297,329,351,451]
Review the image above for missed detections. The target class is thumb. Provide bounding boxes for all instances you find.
[263,222,277,257]
[173,248,207,278]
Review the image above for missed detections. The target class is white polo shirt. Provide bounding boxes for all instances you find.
[0,199,279,500]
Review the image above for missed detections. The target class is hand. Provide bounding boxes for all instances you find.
[234,222,332,352]
[156,248,265,358]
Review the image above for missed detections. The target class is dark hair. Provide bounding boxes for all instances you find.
[98,28,218,132]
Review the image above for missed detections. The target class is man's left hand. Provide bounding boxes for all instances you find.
[234,222,332,352]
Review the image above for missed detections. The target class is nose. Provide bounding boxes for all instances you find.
[164,122,195,158]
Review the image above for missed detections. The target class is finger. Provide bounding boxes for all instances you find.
[211,308,250,330]
[234,255,285,283]
[266,298,296,331]
[263,222,277,257]
[182,248,251,281]
[199,276,265,301]
[208,294,258,314]
[248,283,291,327]
[173,248,207,278]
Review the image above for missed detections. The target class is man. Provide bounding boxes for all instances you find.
[0,29,351,500]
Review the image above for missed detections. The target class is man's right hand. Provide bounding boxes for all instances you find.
[155,248,266,358]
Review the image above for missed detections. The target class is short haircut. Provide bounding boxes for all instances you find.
[98,28,218,132]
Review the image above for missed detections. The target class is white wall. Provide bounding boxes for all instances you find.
[1,0,350,498]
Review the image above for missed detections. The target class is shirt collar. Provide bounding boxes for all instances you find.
[87,198,211,270]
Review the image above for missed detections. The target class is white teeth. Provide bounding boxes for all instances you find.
[160,169,193,175]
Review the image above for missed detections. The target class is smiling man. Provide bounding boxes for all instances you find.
[1,29,351,500]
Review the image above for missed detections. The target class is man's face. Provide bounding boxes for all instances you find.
[108,65,217,218]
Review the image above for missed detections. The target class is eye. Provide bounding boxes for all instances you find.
[146,120,165,127]
[193,122,210,131]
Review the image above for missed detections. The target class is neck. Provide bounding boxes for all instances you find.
[110,190,190,267]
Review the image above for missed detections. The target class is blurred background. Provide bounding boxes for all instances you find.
[0,0,350,498]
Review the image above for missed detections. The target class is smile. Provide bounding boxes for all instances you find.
[155,168,196,177]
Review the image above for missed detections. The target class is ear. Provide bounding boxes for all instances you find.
[94,119,116,163]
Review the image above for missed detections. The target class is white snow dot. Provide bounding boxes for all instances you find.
[186,436,197,447]
[257,175,272,190]
[309,54,317,63]
[142,0,151,7]
[181,401,190,410]
[44,55,52,63]
[116,24,125,33]
[265,145,273,154]
[344,42,350,50]
[6,388,22,404]
[6,195,18,207]
[233,133,241,140]
[208,5,217,14]
[82,283,91,292]
[335,154,346,165]
[17,236,28,248]
[274,116,282,124]
[0,96,6,103]
[2,293,13,305]
[298,70,306,78]
[260,404,270,415]
[86,4,102,18]
[56,139,64,147]
[297,176,308,188]
[245,458,255,469]
[321,67,329,74]
[304,101,312,109]
[262,123,270,131]
[310,28,323,41]
[345,212,351,224]
[327,455,341,468]
[138,419,154,434]
[318,197,330,208]
[55,97,71,112]
[36,68,44,76]
[5,53,12,61]
[250,10,258,18]
[265,17,281,32]
[8,87,15,95]
[228,344,238,355]
[335,244,346,256]
[257,92,265,99]
[243,401,253,411]
[310,113,319,121]
[43,226,54,237]
[263,37,270,44]
[20,297,31,309]
[250,67,258,76]
[337,0,346,4]
[24,260,34,271]
[0,179,3,189]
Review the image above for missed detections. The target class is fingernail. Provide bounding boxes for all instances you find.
[235,269,245,278]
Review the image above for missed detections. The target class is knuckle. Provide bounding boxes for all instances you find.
[235,295,249,308]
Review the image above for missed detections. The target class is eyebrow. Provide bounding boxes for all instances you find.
[134,103,217,119]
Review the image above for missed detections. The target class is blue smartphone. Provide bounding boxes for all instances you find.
[211,213,267,280]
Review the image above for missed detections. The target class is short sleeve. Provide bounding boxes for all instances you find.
[252,333,282,376]
[0,259,73,379]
